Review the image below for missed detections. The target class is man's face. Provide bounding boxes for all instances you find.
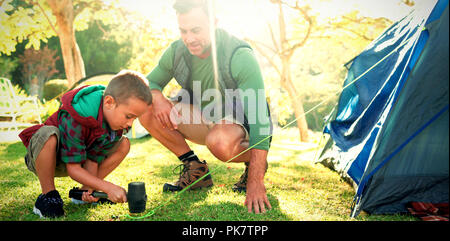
[177,7,211,58]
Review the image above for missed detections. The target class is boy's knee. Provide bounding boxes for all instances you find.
[44,134,58,150]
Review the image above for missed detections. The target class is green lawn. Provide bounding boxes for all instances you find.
[0,128,417,221]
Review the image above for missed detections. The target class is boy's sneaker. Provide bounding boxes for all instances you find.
[33,190,64,219]
[163,159,213,192]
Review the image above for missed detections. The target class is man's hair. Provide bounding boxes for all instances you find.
[173,0,208,15]
[104,70,152,105]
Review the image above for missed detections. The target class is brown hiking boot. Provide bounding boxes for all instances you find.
[163,159,213,192]
[232,162,249,193]
[232,162,268,193]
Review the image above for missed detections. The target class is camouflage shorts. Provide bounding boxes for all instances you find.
[24,125,124,177]
[24,126,68,177]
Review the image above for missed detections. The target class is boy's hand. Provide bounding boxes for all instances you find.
[105,184,127,203]
[66,163,127,203]
[81,189,100,203]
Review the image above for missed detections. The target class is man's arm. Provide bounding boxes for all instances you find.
[231,48,272,213]
[231,47,271,150]
[149,89,180,130]
[245,149,271,213]
[146,44,176,92]
[144,43,181,129]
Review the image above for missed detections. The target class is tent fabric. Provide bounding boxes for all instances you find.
[319,0,449,216]
[357,3,449,215]
[322,5,436,185]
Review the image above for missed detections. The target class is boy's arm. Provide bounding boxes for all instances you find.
[66,163,127,203]
[59,111,127,202]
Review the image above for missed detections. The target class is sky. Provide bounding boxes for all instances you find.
[117,0,437,38]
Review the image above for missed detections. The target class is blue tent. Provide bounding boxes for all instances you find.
[318,0,449,217]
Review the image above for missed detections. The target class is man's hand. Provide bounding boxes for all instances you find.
[150,90,180,130]
[245,177,271,214]
[244,149,272,214]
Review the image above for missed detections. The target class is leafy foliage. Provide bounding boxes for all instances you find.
[256,0,392,131]
[0,55,19,79]
[46,21,134,78]
[0,0,57,55]
[0,0,398,132]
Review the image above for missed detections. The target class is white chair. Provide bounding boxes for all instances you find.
[0,77,42,131]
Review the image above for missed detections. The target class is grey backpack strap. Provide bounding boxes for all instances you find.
[172,40,192,90]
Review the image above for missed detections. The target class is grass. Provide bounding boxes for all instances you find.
[0,128,418,221]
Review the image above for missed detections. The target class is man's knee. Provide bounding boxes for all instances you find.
[139,107,167,133]
[205,126,240,162]
[138,108,155,127]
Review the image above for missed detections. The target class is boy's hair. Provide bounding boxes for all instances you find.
[104,70,152,105]
[173,0,208,15]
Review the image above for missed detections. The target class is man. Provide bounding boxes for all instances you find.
[139,0,273,214]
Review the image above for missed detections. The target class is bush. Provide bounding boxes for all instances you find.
[0,56,19,80]
[39,98,60,121]
[43,79,69,101]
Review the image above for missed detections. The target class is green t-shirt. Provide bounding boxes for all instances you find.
[147,44,271,150]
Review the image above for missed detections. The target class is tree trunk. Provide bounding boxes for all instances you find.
[285,79,310,142]
[281,57,310,142]
[46,0,85,87]
[30,77,39,97]
[277,0,309,142]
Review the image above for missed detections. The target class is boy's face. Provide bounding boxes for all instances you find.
[177,7,212,59]
[103,95,149,131]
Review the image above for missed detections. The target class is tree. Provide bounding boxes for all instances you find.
[0,0,56,55]
[124,11,179,97]
[0,0,119,87]
[63,21,133,77]
[45,0,85,86]
[19,45,58,99]
[247,0,393,141]
[247,0,313,142]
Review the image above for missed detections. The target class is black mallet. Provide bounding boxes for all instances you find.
[69,182,147,213]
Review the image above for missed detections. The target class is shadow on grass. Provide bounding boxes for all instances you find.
[137,192,290,221]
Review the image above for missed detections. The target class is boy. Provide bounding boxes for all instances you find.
[18,70,152,218]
